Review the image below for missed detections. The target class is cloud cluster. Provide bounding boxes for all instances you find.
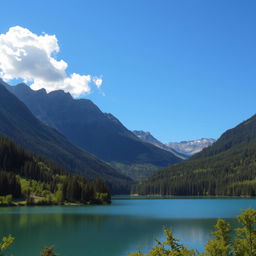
[0,26,102,97]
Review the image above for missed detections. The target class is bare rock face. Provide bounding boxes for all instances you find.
[166,138,216,156]
[133,130,215,157]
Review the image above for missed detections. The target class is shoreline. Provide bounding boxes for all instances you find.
[0,200,111,207]
[1,195,254,206]
[112,194,256,200]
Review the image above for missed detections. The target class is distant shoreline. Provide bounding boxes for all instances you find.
[0,200,110,207]
[112,194,255,200]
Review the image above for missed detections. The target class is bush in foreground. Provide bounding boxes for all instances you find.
[129,208,256,256]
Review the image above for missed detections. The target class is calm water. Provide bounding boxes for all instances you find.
[1,198,256,256]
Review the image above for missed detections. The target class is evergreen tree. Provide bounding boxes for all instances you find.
[129,209,256,256]
[203,219,231,256]
[0,135,111,205]
[0,235,14,256]
[40,247,59,256]
[234,209,256,256]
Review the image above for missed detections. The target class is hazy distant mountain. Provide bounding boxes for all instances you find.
[133,130,187,159]
[0,80,131,193]
[7,83,182,180]
[166,138,216,156]
[133,130,215,157]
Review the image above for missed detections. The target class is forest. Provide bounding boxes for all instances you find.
[133,140,256,196]
[133,115,256,196]
[0,136,111,206]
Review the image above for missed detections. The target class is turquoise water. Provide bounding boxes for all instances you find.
[1,198,256,256]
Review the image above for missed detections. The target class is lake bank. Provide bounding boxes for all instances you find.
[113,194,256,200]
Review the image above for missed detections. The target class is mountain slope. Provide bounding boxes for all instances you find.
[133,114,256,196]
[7,83,182,178]
[0,80,131,193]
[193,116,256,159]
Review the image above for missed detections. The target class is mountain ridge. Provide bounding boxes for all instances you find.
[133,130,215,157]
[0,80,132,193]
[133,130,187,159]
[7,83,183,180]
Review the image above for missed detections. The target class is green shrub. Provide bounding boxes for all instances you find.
[129,208,256,256]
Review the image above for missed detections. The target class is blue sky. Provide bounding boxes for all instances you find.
[1,0,256,142]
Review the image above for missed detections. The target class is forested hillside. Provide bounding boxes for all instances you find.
[0,136,111,205]
[133,114,256,196]
[0,80,132,193]
[193,115,256,159]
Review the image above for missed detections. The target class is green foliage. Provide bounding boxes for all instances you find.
[0,195,13,206]
[134,114,256,196]
[129,227,197,256]
[203,219,231,256]
[0,170,21,198]
[111,162,159,182]
[0,235,14,256]
[26,194,35,206]
[95,193,110,204]
[194,114,256,160]
[129,209,256,256]
[54,185,64,204]
[233,209,256,256]
[40,247,59,256]
[134,140,256,196]
[0,136,111,205]
[62,177,111,204]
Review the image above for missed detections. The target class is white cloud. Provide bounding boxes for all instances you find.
[93,77,103,88]
[0,26,103,97]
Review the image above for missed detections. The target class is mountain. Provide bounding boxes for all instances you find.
[166,138,216,156]
[132,114,256,196]
[133,130,215,157]
[7,83,183,180]
[0,80,131,193]
[133,130,187,159]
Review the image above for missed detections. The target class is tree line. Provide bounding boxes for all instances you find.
[0,136,110,205]
[132,140,256,196]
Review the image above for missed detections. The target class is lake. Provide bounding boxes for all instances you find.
[1,198,256,256]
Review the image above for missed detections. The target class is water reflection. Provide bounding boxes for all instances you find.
[0,199,253,256]
[0,214,233,256]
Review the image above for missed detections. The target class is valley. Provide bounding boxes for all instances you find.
[0,3,256,254]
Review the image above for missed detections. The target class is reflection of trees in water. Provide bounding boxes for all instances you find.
[0,211,238,256]
[0,213,110,256]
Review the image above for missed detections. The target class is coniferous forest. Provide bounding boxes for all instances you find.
[133,115,256,196]
[0,136,111,206]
